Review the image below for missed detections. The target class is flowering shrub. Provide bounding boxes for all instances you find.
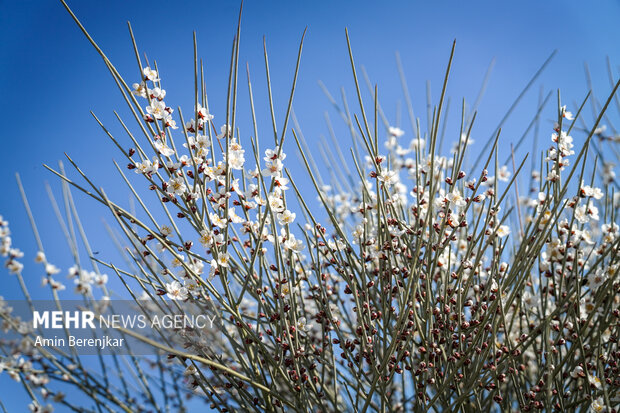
[1,2,619,412]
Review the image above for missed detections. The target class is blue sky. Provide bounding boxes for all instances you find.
[1,0,619,410]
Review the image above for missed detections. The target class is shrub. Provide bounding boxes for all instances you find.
[1,2,619,412]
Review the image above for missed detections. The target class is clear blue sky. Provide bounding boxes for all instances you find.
[1,0,618,410]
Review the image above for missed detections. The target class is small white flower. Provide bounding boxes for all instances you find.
[28,402,54,413]
[267,194,285,212]
[594,125,607,135]
[164,116,178,131]
[460,133,474,146]
[277,210,296,226]
[132,82,149,98]
[168,177,187,196]
[171,255,185,268]
[352,225,364,241]
[184,119,198,133]
[588,374,602,390]
[208,260,219,280]
[199,229,214,247]
[154,140,174,157]
[283,234,304,253]
[264,148,286,162]
[588,269,607,290]
[188,261,204,276]
[45,263,61,275]
[226,149,245,170]
[49,278,66,291]
[575,202,599,224]
[196,103,213,121]
[150,87,166,100]
[570,365,584,378]
[210,213,227,229]
[447,189,467,208]
[146,100,166,120]
[9,248,23,258]
[217,253,230,267]
[94,273,108,286]
[496,225,510,238]
[561,105,574,121]
[296,317,311,333]
[280,282,297,296]
[143,66,159,81]
[580,184,603,200]
[378,170,399,186]
[410,138,426,151]
[273,177,290,192]
[327,238,347,251]
[134,158,159,175]
[196,134,211,149]
[589,397,606,413]
[166,281,188,300]
[262,159,284,177]
[74,276,92,295]
[388,126,404,138]
[7,260,24,274]
[228,208,244,224]
[522,291,540,312]
[216,124,231,139]
[34,251,46,263]
[497,165,510,182]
